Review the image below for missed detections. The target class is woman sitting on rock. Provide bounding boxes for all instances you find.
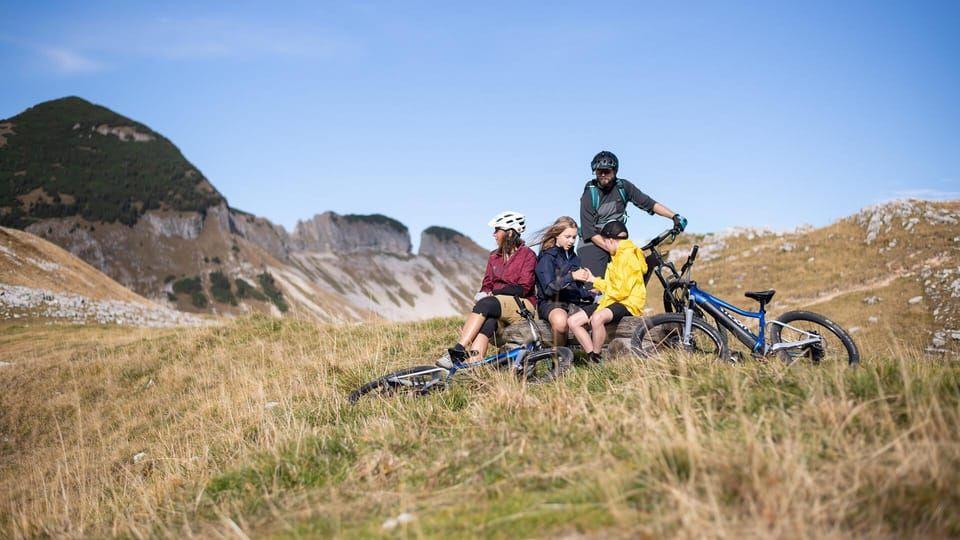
[437,211,537,368]
[533,216,596,349]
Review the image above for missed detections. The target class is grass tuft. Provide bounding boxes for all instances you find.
[0,317,958,538]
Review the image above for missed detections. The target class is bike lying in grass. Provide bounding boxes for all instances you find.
[348,296,573,403]
[632,228,861,366]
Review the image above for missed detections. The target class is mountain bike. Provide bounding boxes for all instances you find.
[348,296,573,402]
[632,229,860,366]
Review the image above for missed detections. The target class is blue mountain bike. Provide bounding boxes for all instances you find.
[348,296,573,402]
[632,229,860,366]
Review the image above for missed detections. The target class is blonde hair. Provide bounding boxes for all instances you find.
[534,216,578,254]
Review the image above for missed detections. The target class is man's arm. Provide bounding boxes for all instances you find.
[652,202,676,219]
[589,234,605,249]
[623,180,657,215]
[652,202,688,231]
[623,180,685,229]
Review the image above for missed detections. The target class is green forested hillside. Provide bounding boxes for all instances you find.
[0,96,223,227]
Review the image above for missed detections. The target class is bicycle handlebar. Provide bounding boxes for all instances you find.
[641,227,681,251]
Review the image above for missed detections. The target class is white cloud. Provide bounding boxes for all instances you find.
[40,47,105,74]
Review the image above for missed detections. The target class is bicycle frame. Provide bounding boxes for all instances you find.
[686,285,827,356]
[383,343,537,390]
[688,285,766,353]
[384,296,545,386]
[642,228,826,357]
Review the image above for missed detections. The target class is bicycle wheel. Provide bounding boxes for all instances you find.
[517,347,574,383]
[631,313,727,360]
[348,365,446,403]
[770,311,860,366]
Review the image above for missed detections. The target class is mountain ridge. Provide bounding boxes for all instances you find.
[0,96,487,321]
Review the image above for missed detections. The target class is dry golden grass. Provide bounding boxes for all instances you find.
[1,315,958,538]
[3,200,957,538]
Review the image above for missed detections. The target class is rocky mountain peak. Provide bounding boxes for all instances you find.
[418,226,487,261]
[293,212,412,255]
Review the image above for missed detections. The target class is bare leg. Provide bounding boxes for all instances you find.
[567,310,594,353]
[590,308,615,353]
[470,334,491,357]
[548,308,569,347]
[458,313,486,348]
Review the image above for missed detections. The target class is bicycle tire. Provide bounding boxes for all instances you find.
[631,313,728,360]
[516,347,574,383]
[770,310,860,366]
[662,288,676,313]
[348,365,446,403]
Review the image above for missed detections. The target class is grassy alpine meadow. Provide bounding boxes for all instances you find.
[1,315,959,538]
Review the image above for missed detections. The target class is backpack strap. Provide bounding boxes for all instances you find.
[588,179,628,211]
[589,184,600,211]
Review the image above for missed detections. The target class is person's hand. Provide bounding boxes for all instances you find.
[573,268,595,282]
[672,214,688,232]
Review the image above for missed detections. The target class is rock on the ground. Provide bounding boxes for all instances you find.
[1,283,206,327]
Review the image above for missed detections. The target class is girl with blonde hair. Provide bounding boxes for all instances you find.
[534,216,595,349]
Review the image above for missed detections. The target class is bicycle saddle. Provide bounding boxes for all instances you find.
[745,290,775,303]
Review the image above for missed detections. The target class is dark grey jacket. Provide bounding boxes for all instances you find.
[579,178,657,243]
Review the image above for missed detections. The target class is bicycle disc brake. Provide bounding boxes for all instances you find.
[808,331,825,363]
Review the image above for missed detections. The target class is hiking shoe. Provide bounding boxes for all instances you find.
[588,352,603,365]
[437,347,469,369]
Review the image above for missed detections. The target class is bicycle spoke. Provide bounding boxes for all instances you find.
[772,318,853,365]
[633,315,724,359]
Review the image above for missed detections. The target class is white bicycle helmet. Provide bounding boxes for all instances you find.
[488,210,526,234]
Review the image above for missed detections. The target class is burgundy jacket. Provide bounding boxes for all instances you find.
[480,243,538,306]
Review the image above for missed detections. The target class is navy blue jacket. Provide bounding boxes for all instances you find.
[535,246,594,304]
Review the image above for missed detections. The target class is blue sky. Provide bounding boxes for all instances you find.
[2,1,958,250]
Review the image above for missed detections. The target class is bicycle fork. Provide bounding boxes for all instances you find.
[682,307,694,347]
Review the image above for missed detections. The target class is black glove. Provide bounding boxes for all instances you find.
[672,214,687,232]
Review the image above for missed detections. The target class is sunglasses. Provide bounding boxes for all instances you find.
[595,169,615,176]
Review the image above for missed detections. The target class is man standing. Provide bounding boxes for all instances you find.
[578,150,687,278]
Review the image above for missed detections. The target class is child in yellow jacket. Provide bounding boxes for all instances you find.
[570,221,646,363]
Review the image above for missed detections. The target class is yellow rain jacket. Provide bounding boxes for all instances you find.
[592,239,647,316]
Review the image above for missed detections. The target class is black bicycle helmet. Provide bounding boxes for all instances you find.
[591,150,619,171]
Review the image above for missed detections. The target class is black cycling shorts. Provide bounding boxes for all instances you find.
[582,302,631,324]
[537,301,589,321]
